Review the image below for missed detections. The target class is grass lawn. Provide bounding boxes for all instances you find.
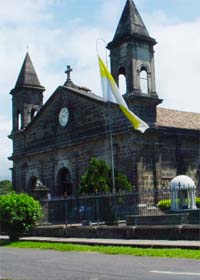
[1,240,200,259]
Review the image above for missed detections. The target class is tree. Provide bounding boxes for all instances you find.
[0,192,43,241]
[79,158,110,194]
[115,172,132,192]
[0,180,13,195]
[79,157,132,194]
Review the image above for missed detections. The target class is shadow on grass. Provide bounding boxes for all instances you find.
[0,239,13,246]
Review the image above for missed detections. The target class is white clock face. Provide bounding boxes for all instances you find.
[59,107,69,127]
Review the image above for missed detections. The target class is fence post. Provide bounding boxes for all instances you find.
[96,195,99,225]
[64,198,68,224]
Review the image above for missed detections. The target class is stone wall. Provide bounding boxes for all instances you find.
[32,224,200,241]
[11,87,200,197]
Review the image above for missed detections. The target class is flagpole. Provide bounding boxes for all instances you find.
[96,39,116,193]
[108,97,116,193]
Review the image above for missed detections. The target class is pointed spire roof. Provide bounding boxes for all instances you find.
[108,0,155,47]
[14,52,44,89]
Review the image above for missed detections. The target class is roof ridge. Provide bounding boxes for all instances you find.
[158,107,200,115]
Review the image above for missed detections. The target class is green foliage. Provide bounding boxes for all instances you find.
[157,199,171,211]
[0,192,43,241]
[79,157,131,194]
[79,158,110,193]
[0,180,13,195]
[196,197,200,208]
[115,172,132,192]
[2,241,200,259]
[157,197,200,211]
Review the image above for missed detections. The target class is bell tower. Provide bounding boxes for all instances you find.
[107,0,162,124]
[107,0,158,98]
[10,52,45,133]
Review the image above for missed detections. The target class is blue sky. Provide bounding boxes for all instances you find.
[0,0,200,180]
[140,0,200,21]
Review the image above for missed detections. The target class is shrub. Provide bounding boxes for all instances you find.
[157,199,171,211]
[79,158,110,194]
[79,157,132,194]
[157,197,200,211]
[115,172,132,192]
[196,197,200,208]
[0,192,43,241]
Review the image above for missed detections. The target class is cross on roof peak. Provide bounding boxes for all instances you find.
[65,65,72,81]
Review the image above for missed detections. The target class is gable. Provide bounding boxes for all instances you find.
[23,86,108,153]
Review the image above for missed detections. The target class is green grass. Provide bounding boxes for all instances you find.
[1,240,200,259]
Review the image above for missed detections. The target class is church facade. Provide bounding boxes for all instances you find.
[9,0,200,199]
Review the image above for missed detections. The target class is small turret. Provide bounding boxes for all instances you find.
[10,52,45,132]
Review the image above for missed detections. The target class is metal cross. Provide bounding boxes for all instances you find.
[65,65,72,81]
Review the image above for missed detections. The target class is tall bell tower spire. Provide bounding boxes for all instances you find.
[113,0,150,42]
[107,0,158,99]
[10,52,45,132]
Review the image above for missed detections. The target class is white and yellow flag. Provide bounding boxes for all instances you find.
[98,55,149,133]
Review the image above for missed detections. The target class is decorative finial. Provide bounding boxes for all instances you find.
[65,65,72,81]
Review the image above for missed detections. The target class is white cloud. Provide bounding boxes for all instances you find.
[0,116,12,180]
[0,0,55,25]
[100,0,124,26]
[152,19,200,113]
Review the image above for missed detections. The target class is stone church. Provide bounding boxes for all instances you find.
[9,0,200,198]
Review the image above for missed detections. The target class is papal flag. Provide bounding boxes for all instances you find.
[98,55,149,133]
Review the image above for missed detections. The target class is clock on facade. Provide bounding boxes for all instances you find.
[58,107,69,127]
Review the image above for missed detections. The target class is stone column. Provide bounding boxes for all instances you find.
[191,189,197,210]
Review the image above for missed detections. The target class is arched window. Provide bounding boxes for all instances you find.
[140,68,148,94]
[118,67,127,95]
[31,108,37,121]
[17,111,22,129]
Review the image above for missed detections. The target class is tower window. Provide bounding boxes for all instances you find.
[17,111,22,129]
[140,68,148,94]
[118,67,127,95]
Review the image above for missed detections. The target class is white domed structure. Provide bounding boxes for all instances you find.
[170,175,197,211]
[170,175,195,190]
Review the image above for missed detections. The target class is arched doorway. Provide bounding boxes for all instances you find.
[56,167,72,196]
[20,163,28,191]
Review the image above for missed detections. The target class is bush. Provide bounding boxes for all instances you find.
[157,199,171,211]
[157,197,200,211]
[0,192,43,241]
[115,172,132,192]
[79,158,110,194]
[79,157,132,194]
[196,197,200,208]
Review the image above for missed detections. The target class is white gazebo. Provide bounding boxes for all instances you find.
[170,175,197,211]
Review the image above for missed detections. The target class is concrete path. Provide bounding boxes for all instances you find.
[1,235,200,249]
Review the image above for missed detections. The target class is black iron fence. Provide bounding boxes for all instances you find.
[41,188,200,225]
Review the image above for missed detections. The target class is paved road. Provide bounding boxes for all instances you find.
[0,248,200,280]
